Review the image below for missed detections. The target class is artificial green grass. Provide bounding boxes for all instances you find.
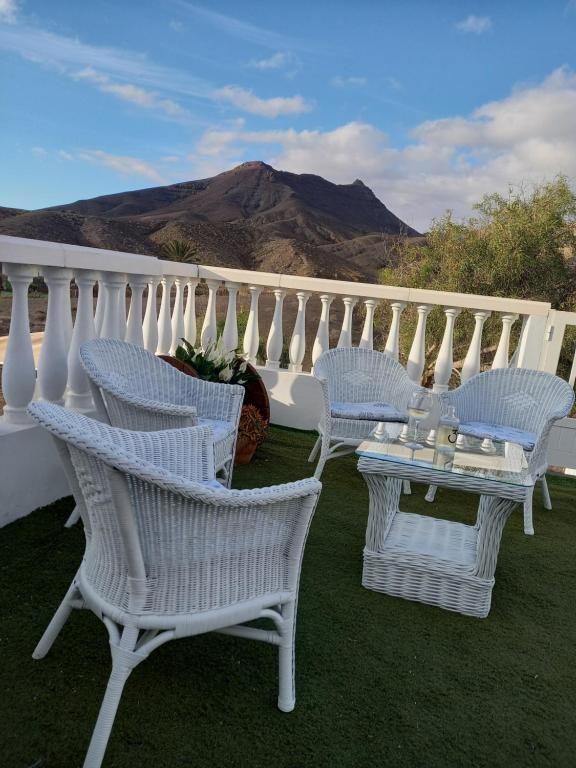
[2,426,576,768]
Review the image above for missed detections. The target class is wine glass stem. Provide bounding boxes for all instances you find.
[413,418,421,443]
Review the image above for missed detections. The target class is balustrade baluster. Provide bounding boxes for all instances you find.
[142,278,160,353]
[222,282,240,353]
[359,299,378,349]
[170,276,186,354]
[1,264,37,424]
[337,296,358,347]
[37,266,73,404]
[312,294,334,366]
[384,301,406,360]
[492,313,518,369]
[125,275,147,347]
[265,288,286,368]
[66,269,97,410]
[432,307,462,392]
[201,280,219,350]
[94,278,106,337]
[289,291,310,372]
[508,315,527,368]
[99,272,127,341]
[461,311,490,383]
[116,278,128,340]
[406,304,432,383]
[243,286,262,364]
[183,279,199,346]
[156,276,174,355]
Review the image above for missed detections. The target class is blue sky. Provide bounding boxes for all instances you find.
[1,0,576,230]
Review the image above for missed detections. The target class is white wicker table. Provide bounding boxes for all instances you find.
[356,432,534,618]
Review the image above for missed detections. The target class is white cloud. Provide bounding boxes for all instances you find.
[331,75,367,88]
[192,67,576,231]
[77,150,167,184]
[249,52,291,70]
[213,85,312,117]
[455,15,492,34]
[58,150,73,161]
[31,146,47,156]
[73,67,190,118]
[0,0,18,22]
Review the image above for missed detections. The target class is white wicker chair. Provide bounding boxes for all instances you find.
[80,338,244,488]
[311,348,425,479]
[427,369,575,535]
[28,401,321,768]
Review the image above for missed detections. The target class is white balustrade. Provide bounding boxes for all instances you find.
[243,285,262,364]
[184,279,199,347]
[492,313,518,369]
[142,278,160,353]
[359,299,378,350]
[384,301,407,360]
[460,311,490,383]
[288,291,310,372]
[156,276,174,355]
[99,272,127,341]
[433,307,462,393]
[200,280,220,350]
[266,288,286,368]
[337,296,358,347]
[170,276,186,354]
[406,304,432,383]
[125,276,147,347]
[66,269,97,410]
[1,264,37,424]
[312,294,334,366]
[94,278,106,337]
[37,266,73,404]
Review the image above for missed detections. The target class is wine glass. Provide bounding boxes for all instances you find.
[404,390,433,451]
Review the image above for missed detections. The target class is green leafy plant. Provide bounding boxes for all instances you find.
[160,239,199,263]
[175,338,257,386]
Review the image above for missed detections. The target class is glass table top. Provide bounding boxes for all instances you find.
[356,423,533,487]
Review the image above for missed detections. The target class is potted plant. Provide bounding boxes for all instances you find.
[161,338,270,464]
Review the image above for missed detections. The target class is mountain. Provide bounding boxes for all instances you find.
[0,161,420,281]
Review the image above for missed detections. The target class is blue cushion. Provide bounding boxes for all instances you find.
[331,401,408,423]
[459,421,536,451]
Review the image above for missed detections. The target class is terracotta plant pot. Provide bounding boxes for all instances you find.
[234,435,258,465]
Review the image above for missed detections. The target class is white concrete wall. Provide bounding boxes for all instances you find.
[0,422,69,526]
[258,368,322,430]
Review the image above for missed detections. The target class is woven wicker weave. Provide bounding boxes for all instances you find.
[28,401,321,768]
[430,369,575,535]
[311,348,425,478]
[80,338,244,488]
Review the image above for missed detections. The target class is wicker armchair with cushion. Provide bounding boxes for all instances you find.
[28,401,321,768]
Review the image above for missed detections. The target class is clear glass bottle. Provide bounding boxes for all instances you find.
[433,405,460,469]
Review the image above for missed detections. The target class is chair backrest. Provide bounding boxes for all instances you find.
[80,338,185,403]
[28,401,216,615]
[314,347,419,409]
[442,368,575,435]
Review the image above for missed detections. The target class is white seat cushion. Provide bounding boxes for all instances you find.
[198,418,235,443]
[459,421,536,451]
[331,401,408,423]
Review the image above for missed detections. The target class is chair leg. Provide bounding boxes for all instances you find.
[541,475,552,511]
[277,603,296,713]
[83,628,139,768]
[33,580,81,660]
[425,485,437,503]
[64,505,81,528]
[308,436,321,463]
[524,493,535,536]
[402,480,411,495]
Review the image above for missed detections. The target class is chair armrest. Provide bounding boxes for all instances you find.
[102,388,198,431]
